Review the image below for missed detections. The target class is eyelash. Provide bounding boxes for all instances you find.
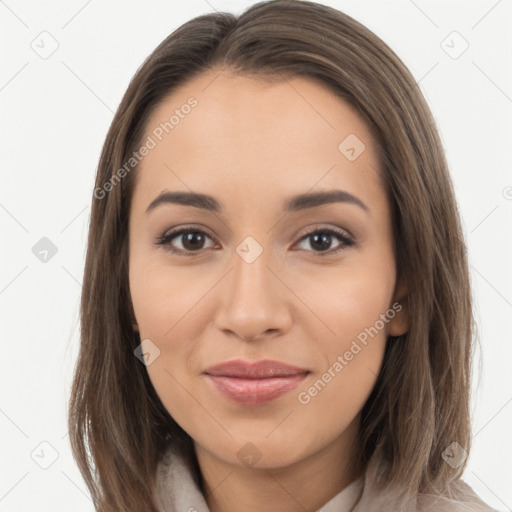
[154,225,355,257]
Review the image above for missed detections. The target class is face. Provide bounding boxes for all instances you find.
[128,70,409,470]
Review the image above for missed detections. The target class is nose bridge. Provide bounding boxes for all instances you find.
[228,238,277,309]
[214,236,289,340]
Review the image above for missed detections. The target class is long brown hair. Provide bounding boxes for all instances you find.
[68,1,481,510]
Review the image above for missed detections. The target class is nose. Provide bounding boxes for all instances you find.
[213,246,292,342]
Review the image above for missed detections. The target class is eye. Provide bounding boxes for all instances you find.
[294,227,355,255]
[154,227,217,256]
[154,226,355,256]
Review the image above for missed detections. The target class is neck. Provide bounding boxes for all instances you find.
[194,417,363,512]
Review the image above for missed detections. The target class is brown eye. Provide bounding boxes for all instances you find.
[155,228,216,255]
[295,228,354,255]
[154,226,355,257]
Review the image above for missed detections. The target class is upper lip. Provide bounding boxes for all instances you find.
[204,359,309,379]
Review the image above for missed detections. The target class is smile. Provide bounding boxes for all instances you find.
[203,359,310,406]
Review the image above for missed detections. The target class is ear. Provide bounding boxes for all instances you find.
[387,276,409,336]
[133,322,140,332]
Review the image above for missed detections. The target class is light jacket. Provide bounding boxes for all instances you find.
[153,448,499,512]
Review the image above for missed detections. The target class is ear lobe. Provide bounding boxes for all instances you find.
[388,278,409,337]
[132,322,140,332]
[388,308,408,336]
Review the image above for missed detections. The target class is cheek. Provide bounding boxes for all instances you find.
[292,274,391,447]
[294,262,392,409]
[129,260,218,416]
[306,260,395,349]
[129,256,215,339]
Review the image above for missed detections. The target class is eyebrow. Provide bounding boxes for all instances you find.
[145,189,369,215]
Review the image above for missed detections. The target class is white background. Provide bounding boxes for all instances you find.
[0,0,511,510]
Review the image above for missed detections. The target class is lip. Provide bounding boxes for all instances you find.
[204,359,309,406]
[204,359,309,378]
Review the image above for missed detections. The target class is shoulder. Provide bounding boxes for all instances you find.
[353,455,498,512]
[416,479,499,512]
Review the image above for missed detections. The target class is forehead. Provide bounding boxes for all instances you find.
[132,69,383,213]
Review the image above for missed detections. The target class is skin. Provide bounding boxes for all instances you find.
[128,68,409,512]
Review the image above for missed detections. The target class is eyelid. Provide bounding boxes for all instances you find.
[293,226,355,255]
[299,225,354,244]
[154,225,218,255]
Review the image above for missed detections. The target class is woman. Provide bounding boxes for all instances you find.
[68,1,498,511]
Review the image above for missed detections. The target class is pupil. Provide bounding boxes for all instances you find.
[311,233,331,251]
[183,232,204,250]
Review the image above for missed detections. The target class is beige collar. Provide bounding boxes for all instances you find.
[154,449,364,512]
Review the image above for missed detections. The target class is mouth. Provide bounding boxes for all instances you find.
[203,359,310,406]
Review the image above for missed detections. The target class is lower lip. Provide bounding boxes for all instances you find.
[206,373,308,406]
